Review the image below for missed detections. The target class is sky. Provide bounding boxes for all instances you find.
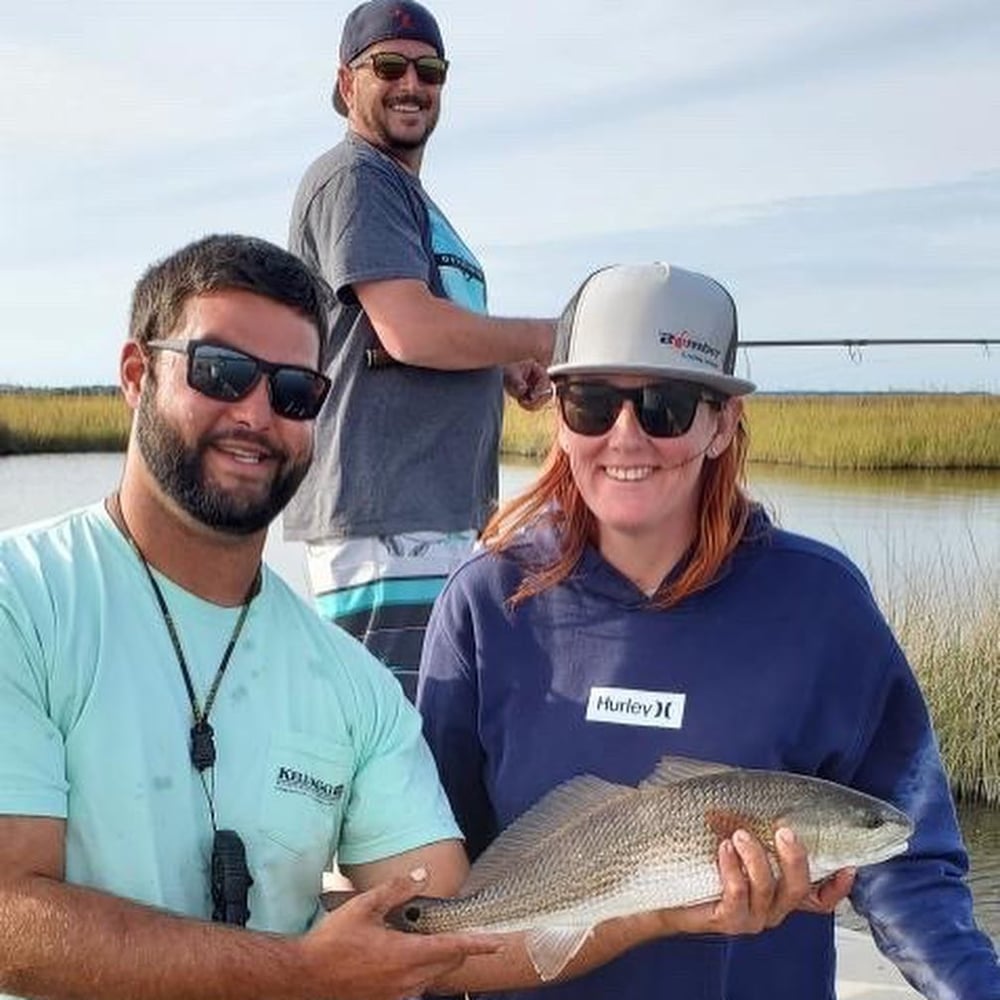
[1,0,999,391]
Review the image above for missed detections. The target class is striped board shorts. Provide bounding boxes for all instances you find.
[305,530,477,701]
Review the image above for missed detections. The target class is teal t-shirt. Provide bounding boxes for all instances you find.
[0,503,460,934]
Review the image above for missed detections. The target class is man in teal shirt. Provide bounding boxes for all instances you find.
[0,233,501,998]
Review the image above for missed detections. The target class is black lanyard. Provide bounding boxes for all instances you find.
[109,493,260,772]
[108,494,258,925]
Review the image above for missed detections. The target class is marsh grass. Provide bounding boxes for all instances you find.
[5,390,996,467]
[884,564,1000,805]
[501,393,1000,469]
[0,392,129,454]
[502,397,558,458]
[746,394,1000,469]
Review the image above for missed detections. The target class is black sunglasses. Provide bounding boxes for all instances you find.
[147,340,331,421]
[555,379,723,439]
[353,51,449,86]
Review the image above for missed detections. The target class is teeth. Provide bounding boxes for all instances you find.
[605,466,653,482]
[222,447,264,465]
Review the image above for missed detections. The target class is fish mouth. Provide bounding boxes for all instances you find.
[385,896,437,932]
[862,838,910,866]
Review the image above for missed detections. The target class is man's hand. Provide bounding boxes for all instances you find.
[503,361,551,411]
[303,868,503,1000]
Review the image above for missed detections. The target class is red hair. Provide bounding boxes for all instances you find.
[483,412,752,608]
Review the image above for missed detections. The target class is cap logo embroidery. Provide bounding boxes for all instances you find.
[394,8,415,29]
[658,329,722,361]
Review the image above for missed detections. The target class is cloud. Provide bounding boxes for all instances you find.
[429,3,1000,244]
[0,2,330,154]
[477,173,1000,391]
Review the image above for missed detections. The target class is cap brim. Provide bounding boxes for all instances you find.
[547,361,755,396]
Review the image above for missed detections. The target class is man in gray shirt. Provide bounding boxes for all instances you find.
[286,0,555,699]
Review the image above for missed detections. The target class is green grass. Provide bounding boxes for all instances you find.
[502,396,559,458]
[501,393,1000,469]
[745,394,1000,469]
[884,563,1000,805]
[0,391,129,454]
[5,390,997,467]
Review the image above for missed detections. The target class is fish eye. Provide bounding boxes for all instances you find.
[404,905,422,923]
[861,809,885,830]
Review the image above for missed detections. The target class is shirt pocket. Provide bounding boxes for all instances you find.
[257,731,354,859]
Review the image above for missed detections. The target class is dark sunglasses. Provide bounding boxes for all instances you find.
[147,340,331,421]
[555,379,723,439]
[354,51,449,85]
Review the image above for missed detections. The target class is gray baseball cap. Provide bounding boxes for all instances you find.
[549,263,755,396]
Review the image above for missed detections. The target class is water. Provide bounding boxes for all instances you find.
[1,451,998,944]
[5,454,998,603]
[502,459,1000,607]
[0,451,309,594]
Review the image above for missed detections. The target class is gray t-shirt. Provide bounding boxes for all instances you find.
[284,133,502,541]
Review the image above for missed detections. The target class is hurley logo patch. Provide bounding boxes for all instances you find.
[586,686,686,730]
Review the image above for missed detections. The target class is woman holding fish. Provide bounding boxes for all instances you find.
[417,263,1000,999]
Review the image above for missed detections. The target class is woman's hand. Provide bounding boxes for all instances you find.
[661,828,855,937]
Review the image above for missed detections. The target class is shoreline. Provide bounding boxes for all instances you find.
[3,392,1000,470]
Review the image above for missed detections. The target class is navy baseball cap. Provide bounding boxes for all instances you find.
[333,0,445,115]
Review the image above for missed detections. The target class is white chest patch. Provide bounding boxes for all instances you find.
[585,686,686,730]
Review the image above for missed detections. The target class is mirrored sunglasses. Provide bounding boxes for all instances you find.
[555,379,723,439]
[354,51,449,86]
[147,340,331,421]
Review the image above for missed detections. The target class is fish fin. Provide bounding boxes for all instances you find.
[525,925,594,981]
[461,776,630,895]
[640,755,735,789]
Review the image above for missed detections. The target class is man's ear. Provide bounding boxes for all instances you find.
[336,65,354,114]
[120,340,147,412]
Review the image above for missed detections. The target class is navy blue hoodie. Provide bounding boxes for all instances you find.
[418,508,999,999]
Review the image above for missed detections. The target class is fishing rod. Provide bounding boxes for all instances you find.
[365,339,999,369]
[740,338,1000,348]
[736,337,999,366]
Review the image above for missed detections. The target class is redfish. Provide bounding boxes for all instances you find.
[325,756,912,980]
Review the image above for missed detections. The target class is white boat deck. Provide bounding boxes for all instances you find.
[836,927,921,998]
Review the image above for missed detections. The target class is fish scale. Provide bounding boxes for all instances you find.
[424,785,752,932]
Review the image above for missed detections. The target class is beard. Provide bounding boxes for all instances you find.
[135,380,311,536]
[368,95,439,153]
